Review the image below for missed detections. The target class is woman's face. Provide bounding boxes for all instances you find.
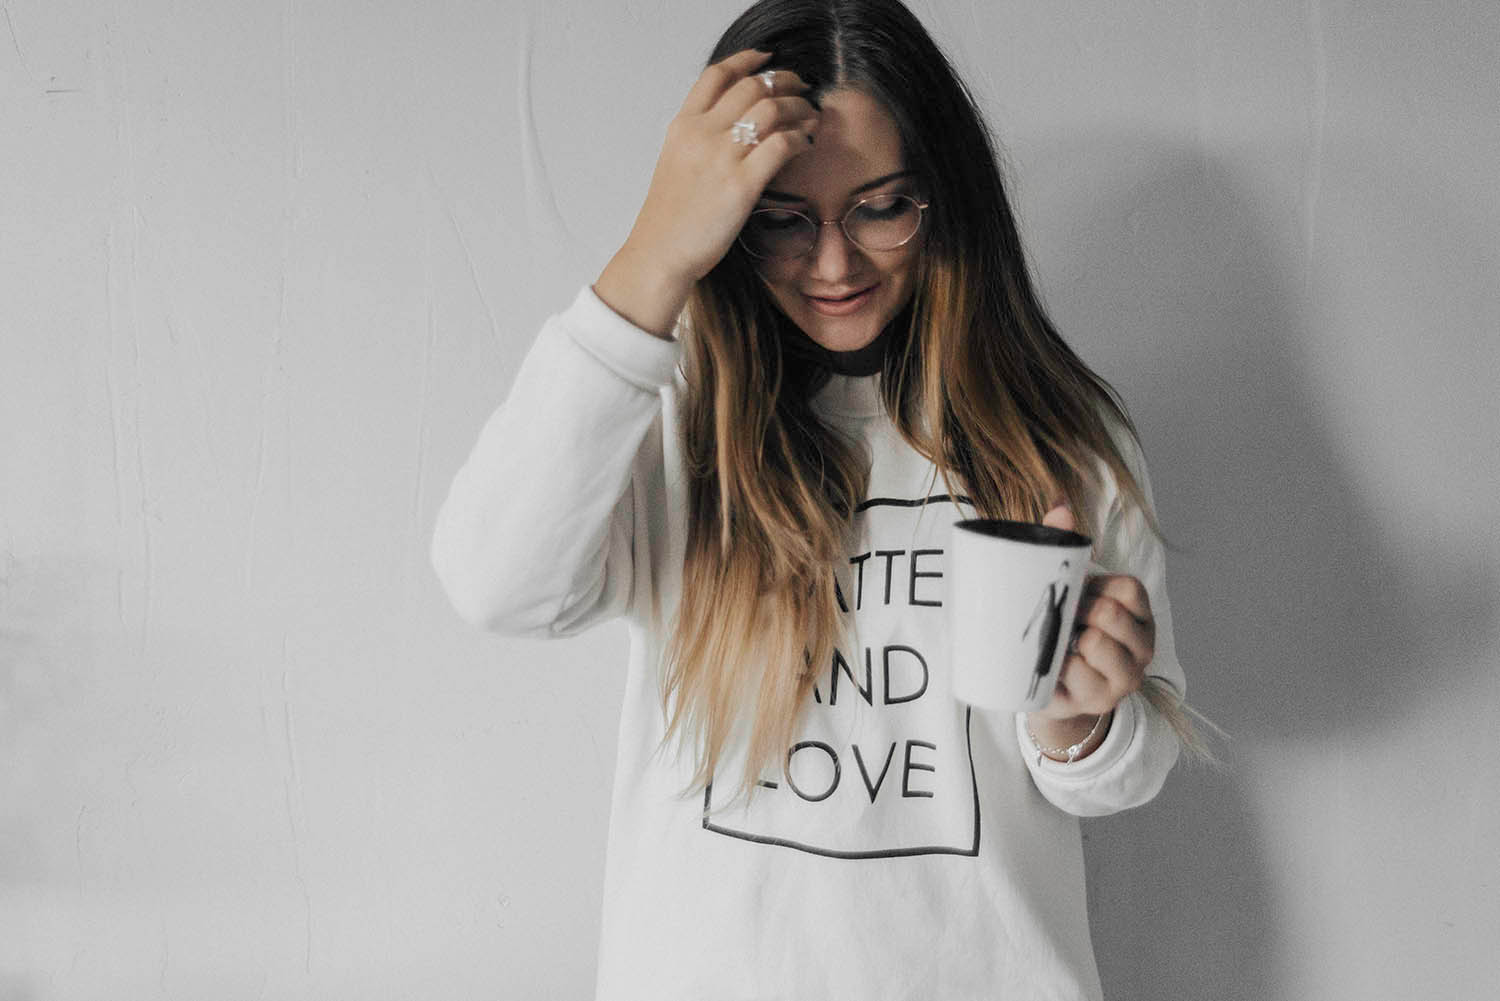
[753,88,924,354]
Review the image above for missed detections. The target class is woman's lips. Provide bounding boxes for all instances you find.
[804,283,878,316]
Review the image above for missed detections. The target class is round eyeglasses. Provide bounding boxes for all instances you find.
[737,193,930,261]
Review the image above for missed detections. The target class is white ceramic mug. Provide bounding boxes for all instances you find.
[948,518,1093,711]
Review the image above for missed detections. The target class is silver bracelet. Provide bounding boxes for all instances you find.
[1028,713,1106,766]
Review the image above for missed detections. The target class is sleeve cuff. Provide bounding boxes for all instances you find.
[560,284,684,391]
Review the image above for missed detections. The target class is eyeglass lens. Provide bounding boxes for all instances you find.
[740,194,924,259]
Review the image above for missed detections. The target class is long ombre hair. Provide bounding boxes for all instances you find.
[661,0,1206,809]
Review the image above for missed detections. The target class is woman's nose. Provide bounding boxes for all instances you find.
[807,220,860,281]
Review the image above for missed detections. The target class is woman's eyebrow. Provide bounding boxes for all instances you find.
[760,169,917,203]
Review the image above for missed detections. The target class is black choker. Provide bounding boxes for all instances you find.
[776,312,892,378]
[824,327,889,376]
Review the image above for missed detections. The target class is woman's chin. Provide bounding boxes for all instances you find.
[796,317,883,354]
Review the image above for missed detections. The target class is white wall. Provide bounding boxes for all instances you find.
[3,1,1496,997]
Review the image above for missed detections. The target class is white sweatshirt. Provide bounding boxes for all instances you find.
[431,285,1186,1001]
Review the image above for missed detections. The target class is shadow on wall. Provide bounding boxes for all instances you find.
[1027,136,1499,998]
[0,552,69,892]
[0,550,75,1001]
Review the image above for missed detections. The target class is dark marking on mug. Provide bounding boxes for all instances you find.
[1022,559,1072,701]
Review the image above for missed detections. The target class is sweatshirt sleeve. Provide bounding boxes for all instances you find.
[430,285,683,637]
[1014,416,1186,816]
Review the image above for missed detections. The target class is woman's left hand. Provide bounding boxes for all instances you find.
[1030,502,1155,723]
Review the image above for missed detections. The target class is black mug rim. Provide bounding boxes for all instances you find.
[953,518,1092,549]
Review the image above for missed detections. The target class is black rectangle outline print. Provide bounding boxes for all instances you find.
[855,493,971,513]
[701,494,981,860]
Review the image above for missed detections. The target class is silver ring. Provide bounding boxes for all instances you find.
[730,119,760,146]
[758,70,776,94]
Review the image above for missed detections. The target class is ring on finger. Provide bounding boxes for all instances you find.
[730,119,760,146]
[758,69,776,94]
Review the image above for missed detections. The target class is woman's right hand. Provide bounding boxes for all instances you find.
[594,49,821,338]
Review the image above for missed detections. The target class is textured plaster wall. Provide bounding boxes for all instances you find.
[2,1,1496,998]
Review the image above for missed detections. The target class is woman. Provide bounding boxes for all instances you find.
[432,0,1199,997]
